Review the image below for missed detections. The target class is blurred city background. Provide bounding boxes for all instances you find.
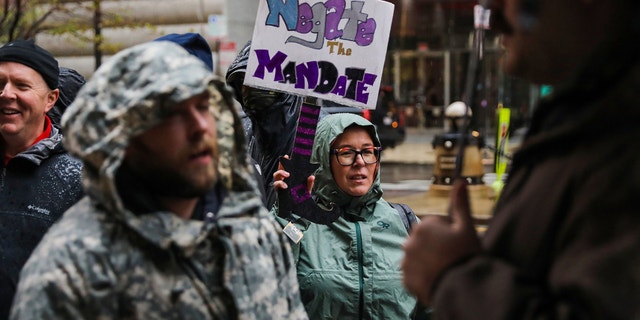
[2,0,535,219]
[1,0,546,139]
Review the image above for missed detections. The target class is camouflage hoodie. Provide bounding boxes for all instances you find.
[10,42,307,320]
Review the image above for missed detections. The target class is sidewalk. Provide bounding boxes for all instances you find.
[381,139,435,165]
[381,126,521,224]
[380,127,522,166]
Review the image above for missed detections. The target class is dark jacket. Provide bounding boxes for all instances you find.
[429,30,640,319]
[0,124,83,319]
[226,41,304,208]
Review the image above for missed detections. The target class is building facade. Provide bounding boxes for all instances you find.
[34,0,536,135]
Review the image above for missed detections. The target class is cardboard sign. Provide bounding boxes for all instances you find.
[245,0,394,109]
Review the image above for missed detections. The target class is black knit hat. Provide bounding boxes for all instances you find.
[0,39,59,89]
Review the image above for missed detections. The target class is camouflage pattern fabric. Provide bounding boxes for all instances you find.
[10,42,308,320]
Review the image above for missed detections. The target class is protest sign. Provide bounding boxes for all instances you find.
[245,0,394,109]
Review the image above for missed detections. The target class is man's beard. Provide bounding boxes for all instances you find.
[115,158,218,215]
[123,145,219,199]
[136,162,218,198]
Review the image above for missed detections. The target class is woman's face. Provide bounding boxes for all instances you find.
[330,126,379,197]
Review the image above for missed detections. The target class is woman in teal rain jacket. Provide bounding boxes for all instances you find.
[273,113,417,319]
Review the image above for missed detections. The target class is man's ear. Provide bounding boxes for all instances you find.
[45,89,60,113]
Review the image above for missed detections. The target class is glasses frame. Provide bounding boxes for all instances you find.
[331,146,382,166]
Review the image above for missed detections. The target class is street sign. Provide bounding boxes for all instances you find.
[207,14,228,39]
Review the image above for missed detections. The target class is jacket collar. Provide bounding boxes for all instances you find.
[1,120,63,167]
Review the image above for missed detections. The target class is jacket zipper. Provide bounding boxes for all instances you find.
[1,167,5,191]
[356,221,364,320]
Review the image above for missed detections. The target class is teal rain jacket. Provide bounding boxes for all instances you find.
[275,113,416,319]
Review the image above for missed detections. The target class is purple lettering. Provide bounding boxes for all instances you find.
[295,61,319,89]
[295,3,314,33]
[268,0,377,49]
[250,50,376,105]
[253,49,288,81]
[291,184,312,203]
[356,72,377,103]
[355,18,376,46]
[325,0,345,40]
[287,2,327,49]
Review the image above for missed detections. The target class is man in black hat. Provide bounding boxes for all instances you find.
[0,39,83,319]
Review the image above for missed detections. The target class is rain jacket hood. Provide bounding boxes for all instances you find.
[310,113,382,214]
[48,67,86,126]
[225,40,252,103]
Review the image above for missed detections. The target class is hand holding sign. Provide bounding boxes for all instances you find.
[276,101,342,224]
[247,0,394,224]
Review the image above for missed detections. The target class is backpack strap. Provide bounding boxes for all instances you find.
[389,202,428,320]
[389,202,419,232]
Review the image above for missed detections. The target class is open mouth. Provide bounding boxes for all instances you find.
[189,148,213,163]
[0,108,20,115]
[191,149,210,158]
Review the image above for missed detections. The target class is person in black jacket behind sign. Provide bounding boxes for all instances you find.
[47,67,86,127]
[226,41,310,208]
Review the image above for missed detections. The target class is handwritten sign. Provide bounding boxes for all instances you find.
[245,0,394,109]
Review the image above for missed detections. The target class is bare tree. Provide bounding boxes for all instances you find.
[0,0,65,42]
[1,0,152,69]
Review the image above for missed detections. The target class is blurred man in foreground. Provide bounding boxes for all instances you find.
[402,0,640,318]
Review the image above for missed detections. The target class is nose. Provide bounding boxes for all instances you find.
[186,106,214,138]
[353,152,367,166]
[0,83,15,99]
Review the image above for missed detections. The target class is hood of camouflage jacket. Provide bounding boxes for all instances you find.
[310,113,383,216]
[61,42,261,249]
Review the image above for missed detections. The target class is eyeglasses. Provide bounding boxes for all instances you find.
[331,147,382,166]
